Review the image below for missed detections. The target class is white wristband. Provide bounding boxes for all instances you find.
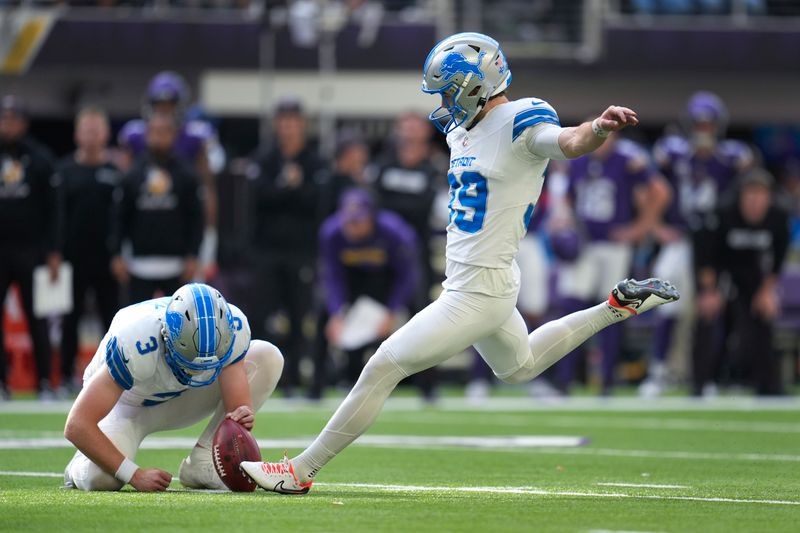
[114,458,139,484]
[592,118,610,138]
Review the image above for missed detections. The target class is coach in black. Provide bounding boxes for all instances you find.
[110,113,203,304]
[249,97,327,395]
[0,95,59,399]
[694,168,790,395]
[56,107,123,392]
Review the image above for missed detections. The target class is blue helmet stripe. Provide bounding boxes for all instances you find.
[512,116,560,142]
[105,336,133,390]
[199,284,215,355]
[190,284,205,356]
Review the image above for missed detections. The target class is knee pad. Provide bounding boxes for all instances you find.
[72,459,124,492]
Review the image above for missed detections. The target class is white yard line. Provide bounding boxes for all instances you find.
[385,412,800,434]
[1,471,797,506]
[0,434,587,450]
[2,435,798,463]
[2,396,800,414]
[595,482,690,489]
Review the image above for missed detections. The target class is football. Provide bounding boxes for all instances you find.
[212,418,262,492]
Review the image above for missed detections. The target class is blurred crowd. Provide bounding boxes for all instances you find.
[1,71,798,402]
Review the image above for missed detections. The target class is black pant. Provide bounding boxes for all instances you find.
[692,295,783,395]
[249,253,314,391]
[727,296,782,395]
[0,246,52,389]
[60,259,119,383]
[128,275,183,305]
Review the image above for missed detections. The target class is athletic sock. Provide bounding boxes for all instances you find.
[292,347,407,484]
[516,302,628,382]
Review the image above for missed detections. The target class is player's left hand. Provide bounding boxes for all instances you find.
[610,224,645,244]
[226,405,255,430]
[596,106,639,132]
[377,313,396,339]
[47,252,62,282]
[752,284,779,320]
[182,256,198,282]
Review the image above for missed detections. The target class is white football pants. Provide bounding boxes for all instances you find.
[65,340,283,491]
[293,287,624,480]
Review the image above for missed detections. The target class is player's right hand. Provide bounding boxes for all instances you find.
[596,105,639,132]
[110,255,130,286]
[129,468,173,492]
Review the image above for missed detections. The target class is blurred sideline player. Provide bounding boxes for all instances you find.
[63,283,284,491]
[555,133,669,394]
[641,92,753,397]
[118,72,222,279]
[242,32,679,494]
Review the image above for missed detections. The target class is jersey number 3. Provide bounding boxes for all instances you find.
[136,336,158,355]
[448,171,488,233]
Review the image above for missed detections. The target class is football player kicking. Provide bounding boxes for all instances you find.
[242,32,679,494]
[63,283,284,491]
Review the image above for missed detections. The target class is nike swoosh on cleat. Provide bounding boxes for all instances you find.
[272,480,309,495]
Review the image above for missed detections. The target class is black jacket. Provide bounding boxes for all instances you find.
[111,154,203,258]
[56,156,122,263]
[0,137,57,253]
[251,144,327,258]
[702,201,790,299]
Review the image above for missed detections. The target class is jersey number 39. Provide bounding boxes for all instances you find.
[448,171,488,233]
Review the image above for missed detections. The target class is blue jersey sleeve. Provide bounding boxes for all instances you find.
[104,335,134,390]
[512,99,561,143]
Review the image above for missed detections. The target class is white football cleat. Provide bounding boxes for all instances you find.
[608,278,680,317]
[178,449,227,490]
[240,453,313,495]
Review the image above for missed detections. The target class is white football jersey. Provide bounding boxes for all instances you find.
[442,98,559,296]
[83,297,251,407]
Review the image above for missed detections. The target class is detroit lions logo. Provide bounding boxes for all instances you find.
[439,51,486,81]
[165,310,183,339]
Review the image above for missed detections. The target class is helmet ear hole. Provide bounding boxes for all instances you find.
[468,85,482,97]
[184,311,191,321]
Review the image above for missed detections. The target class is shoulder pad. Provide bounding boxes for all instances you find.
[511,98,560,142]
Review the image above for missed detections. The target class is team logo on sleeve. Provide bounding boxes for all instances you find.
[440,51,486,81]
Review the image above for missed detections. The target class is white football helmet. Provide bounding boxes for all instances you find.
[161,283,236,387]
[422,32,512,134]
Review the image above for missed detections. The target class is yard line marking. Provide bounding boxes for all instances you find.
[2,436,798,463]
[2,472,798,506]
[426,446,800,463]
[313,482,800,506]
[0,434,587,450]
[387,412,800,434]
[596,482,690,489]
[0,470,62,478]
[3,396,800,414]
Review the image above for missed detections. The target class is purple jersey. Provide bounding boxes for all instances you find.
[567,139,653,241]
[319,210,419,316]
[654,135,752,229]
[118,119,214,164]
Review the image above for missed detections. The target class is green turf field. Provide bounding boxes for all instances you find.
[1,396,799,533]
